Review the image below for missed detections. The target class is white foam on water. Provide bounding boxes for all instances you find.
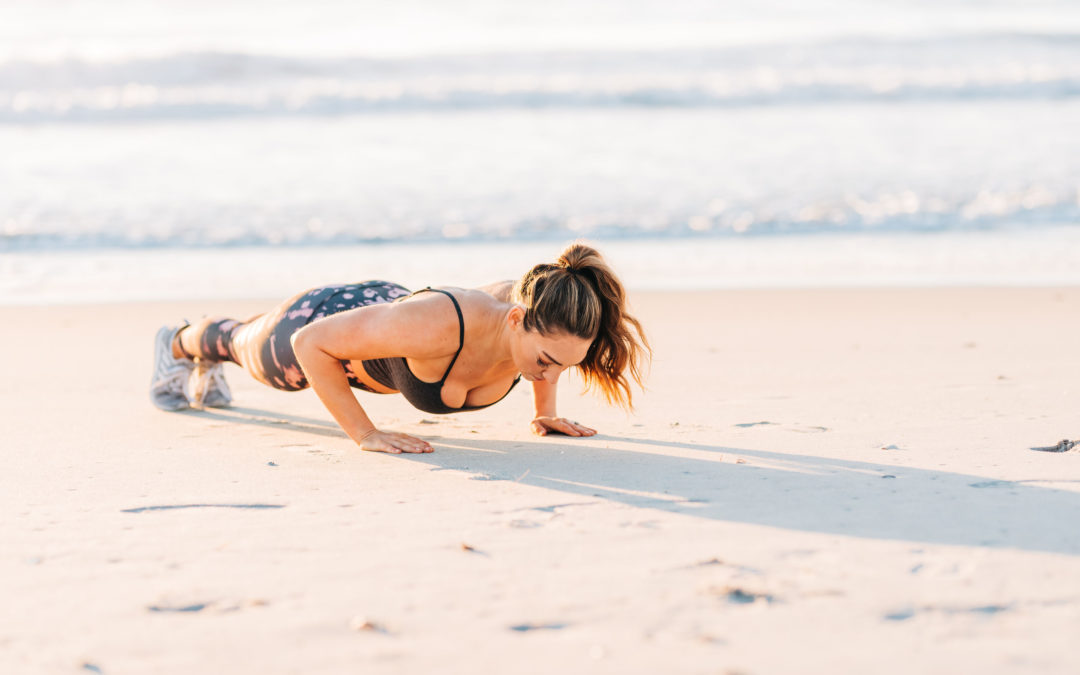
[2,103,1078,250]
[3,228,1078,305]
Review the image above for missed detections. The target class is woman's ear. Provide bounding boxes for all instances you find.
[507,304,526,331]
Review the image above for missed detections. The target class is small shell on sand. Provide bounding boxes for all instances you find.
[349,616,385,632]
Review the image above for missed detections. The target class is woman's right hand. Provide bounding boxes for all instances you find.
[357,429,433,454]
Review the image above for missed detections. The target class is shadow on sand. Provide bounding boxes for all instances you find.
[179,405,346,438]
[407,434,1080,556]
[184,405,1080,556]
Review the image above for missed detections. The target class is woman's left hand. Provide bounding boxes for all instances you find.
[531,416,597,437]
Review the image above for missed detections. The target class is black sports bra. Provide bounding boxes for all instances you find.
[359,287,521,414]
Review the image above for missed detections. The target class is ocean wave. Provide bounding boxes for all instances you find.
[2,33,1079,121]
[4,187,1076,252]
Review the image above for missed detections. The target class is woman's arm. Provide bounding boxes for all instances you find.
[292,330,428,452]
[529,378,597,437]
[290,299,457,453]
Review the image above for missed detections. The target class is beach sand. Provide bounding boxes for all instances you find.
[3,287,1079,674]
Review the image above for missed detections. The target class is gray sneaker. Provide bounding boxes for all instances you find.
[150,324,195,411]
[191,359,233,408]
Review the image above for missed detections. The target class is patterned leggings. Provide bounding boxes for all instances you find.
[195,281,411,392]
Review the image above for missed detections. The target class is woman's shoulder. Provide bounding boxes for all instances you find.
[410,286,510,335]
[410,284,512,312]
[472,280,515,303]
[398,286,504,322]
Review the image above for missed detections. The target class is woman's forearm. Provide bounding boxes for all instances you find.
[529,378,595,437]
[532,379,558,418]
[291,331,377,443]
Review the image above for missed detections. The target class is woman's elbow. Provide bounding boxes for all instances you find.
[290,325,317,363]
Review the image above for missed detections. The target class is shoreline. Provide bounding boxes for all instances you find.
[4,227,1080,306]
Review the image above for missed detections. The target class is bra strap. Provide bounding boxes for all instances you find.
[413,287,465,383]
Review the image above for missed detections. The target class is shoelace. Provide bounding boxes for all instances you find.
[205,363,227,390]
[195,361,230,400]
[155,362,191,394]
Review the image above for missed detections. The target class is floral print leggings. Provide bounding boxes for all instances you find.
[195,280,411,392]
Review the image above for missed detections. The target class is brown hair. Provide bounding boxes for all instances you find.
[513,242,651,409]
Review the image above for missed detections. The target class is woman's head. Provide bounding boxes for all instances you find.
[509,242,650,409]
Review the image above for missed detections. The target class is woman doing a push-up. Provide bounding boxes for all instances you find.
[150,243,650,454]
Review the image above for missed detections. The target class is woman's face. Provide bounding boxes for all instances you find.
[509,308,592,384]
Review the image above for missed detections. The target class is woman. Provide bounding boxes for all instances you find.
[150,243,650,454]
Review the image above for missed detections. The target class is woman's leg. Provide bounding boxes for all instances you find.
[172,281,410,393]
[174,287,332,391]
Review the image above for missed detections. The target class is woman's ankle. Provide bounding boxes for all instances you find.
[172,327,196,361]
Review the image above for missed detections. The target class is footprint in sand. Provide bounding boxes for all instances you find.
[528,502,599,513]
[122,504,285,513]
[790,425,830,433]
[884,604,1009,621]
[509,622,568,632]
[508,519,544,529]
[148,598,269,614]
[148,603,208,613]
[734,421,829,433]
[713,586,775,605]
[968,480,1015,489]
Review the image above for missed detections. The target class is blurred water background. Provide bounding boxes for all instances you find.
[2,0,1079,302]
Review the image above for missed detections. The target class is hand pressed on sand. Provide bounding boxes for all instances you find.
[358,429,433,454]
[531,416,597,437]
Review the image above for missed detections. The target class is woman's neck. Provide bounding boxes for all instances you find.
[476,302,519,380]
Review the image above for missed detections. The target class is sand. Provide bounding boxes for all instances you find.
[3,287,1080,674]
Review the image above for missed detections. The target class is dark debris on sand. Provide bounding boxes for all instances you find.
[1030,439,1078,453]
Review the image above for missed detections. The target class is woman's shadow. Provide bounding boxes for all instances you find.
[189,406,1080,556]
[408,433,1080,557]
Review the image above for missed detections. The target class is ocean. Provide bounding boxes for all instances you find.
[2,0,1079,302]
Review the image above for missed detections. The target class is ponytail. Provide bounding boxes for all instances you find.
[513,241,651,409]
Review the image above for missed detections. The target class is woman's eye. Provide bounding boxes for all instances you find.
[537,358,548,367]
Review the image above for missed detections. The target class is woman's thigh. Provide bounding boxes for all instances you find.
[230,282,409,391]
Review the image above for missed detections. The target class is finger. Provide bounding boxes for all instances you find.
[364,440,398,454]
[556,420,581,436]
[379,439,402,452]
[564,419,595,435]
[393,433,431,452]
